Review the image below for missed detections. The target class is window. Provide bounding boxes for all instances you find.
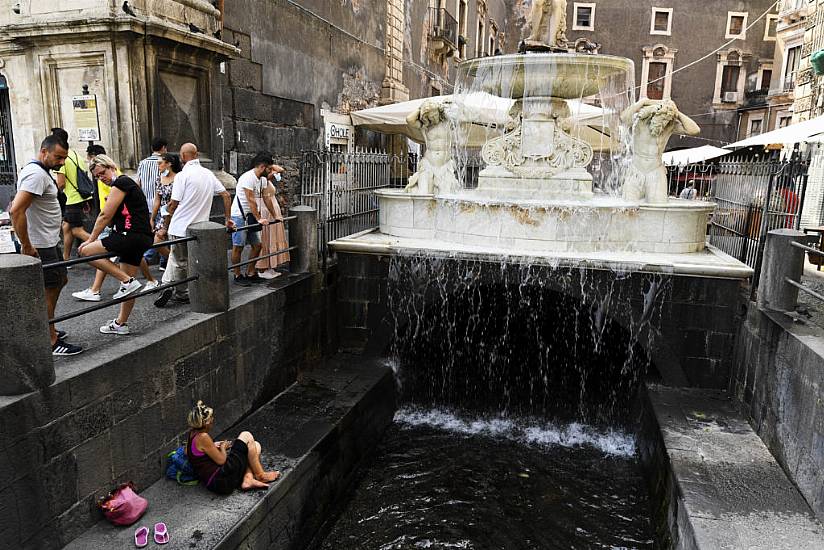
[764,14,778,41]
[721,65,741,96]
[477,19,485,57]
[647,62,667,99]
[573,3,596,31]
[714,50,745,104]
[783,45,801,90]
[458,0,467,58]
[726,12,748,39]
[760,68,772,91]
[749,119,762,136]
[490,22,498,55]
[779,115,792,128]
[650,7,673,36]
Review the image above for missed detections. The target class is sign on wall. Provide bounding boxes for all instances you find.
[71,94,101,142]
[325,121,354,148]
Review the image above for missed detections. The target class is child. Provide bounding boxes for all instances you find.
[186,400,280,494]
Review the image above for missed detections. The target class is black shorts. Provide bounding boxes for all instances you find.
[101,232,153,267]
[63,201,92,228]
[207,439,249,495]
[38,246,67,289]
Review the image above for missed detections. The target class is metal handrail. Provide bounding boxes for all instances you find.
[43,235,197,270]
[228,246,298,271]
[785,277,824,303]
[229,215,296,233]
[790,240,824,257]
[49,276,198,324]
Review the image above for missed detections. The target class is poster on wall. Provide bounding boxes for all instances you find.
[71,94,101,142]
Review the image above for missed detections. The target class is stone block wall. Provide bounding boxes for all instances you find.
[0,274,331,549]
[335,251,746,388]
[732,304,824,520]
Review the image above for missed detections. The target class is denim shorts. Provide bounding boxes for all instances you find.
[231,215,261,246]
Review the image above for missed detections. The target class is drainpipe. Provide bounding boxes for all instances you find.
[216,0,224,28]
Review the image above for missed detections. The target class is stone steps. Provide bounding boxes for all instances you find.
[63,357,395,550]
[640,385,824,549]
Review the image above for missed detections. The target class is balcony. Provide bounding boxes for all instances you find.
[429,7,458,56]
[779,0,810,23]
[744,88,769,107]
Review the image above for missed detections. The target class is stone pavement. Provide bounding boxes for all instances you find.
[51,254,280,362]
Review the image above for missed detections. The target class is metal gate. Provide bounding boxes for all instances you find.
[0,75,16,187]
[300,148,415,266]
[707,152,809,286]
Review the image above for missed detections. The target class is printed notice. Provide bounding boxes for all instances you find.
[72,95,101,142]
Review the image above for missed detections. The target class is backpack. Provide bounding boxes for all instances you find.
[66,153,95,201]
[165,446,199,485]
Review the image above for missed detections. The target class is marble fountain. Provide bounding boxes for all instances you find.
[330,16,752,279]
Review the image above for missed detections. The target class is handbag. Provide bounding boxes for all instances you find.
[65,153,95,201]
[97,481,148,526]
[235,193,262,233]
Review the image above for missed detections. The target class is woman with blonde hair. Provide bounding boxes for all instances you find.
[78,154,153,335]
[186,401,280,494]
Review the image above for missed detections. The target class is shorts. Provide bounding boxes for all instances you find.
[63,201,92,228]
[101,232,153,267]
[231,215,261,246]
[207,439,249,495]
[38,246,67,289]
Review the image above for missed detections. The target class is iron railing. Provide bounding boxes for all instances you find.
[707,153,809,287]
[300,148,417,266]
[430,7,458,48]
[666,163,717,200]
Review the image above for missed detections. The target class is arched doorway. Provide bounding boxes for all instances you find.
[0,74,16,189]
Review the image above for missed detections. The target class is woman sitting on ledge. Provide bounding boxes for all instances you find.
[186,400,280,493]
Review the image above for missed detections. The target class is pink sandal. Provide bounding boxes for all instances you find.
[134,526,149,548]
[153,522,169,545]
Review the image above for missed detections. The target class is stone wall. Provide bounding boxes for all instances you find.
[0,274,332,549]
[732,303,824,520]
[335,251,745,389]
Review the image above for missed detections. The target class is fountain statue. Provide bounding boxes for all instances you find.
[333,4,751,280]
[622,98,700,204]
[404,99,460,195]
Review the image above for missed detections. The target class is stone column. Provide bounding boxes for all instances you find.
[0,254,55,394]
[187,221,229,313]
[758,229,815,311]
[290,206,319,274]
[381,0,409,104]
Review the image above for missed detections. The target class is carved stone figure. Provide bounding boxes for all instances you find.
[621,98,700,204]
[405,100,460,195]
[524,0,567,50]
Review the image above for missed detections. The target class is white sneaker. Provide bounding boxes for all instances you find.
[113,278,142,299]
[144,280,160,290]
[257,269,278,280]
[100,319,130,335]
[72,288,102,302]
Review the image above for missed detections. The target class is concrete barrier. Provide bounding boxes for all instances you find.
[187,221,230,313]
[0,253,55,394]
[758,229,815,312]
[290,205,318,274]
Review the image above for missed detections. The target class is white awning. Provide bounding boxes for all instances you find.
[725,114,824,149]
[662,145,731,166]
[350,94,615,150]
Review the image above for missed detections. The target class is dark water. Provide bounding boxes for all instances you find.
[318,407,654,550]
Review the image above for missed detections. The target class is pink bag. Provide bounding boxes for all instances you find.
[97,482,148,526]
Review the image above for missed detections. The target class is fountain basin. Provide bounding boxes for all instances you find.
[374,188,716,255]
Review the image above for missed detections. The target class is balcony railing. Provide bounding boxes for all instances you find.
[430,7,458,49]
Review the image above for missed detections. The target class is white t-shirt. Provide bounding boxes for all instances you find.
[231,170,264,218]
[17,161,62,248]
[167,159,226,237]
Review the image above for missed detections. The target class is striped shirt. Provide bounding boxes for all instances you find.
[136,153,161,208]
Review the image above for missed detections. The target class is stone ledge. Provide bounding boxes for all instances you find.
[64,357,395,549]
[640,384,824,549]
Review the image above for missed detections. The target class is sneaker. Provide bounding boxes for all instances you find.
[234,275,252,287]
[144,280,160,291]
[158,265,165,272]
[56,329,68,340]
[170,294,190,304]
[52,340,83,356]
[257,269,278,280]
[154,288,173,308]
[113,278,142,299]
[100,319,130,335]
[245,274,267,284]
[72,288,102,302]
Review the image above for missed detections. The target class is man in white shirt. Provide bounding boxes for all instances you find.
[154,142,233,307]
[679,180,698,200]
[230,153,281,286]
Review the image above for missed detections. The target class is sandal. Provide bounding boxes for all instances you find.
[153,522,169,545]
[134,526,149,548]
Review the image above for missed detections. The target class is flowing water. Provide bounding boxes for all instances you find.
[317,257,662,549]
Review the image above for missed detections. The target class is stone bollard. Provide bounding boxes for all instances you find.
[0,254,55,394]
[758,228,816,311]
[290,205,319,274]
[187,221,229,313]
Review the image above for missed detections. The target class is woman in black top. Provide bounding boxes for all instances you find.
[78,154,154,335]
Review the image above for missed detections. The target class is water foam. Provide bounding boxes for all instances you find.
[394,407,636,458]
